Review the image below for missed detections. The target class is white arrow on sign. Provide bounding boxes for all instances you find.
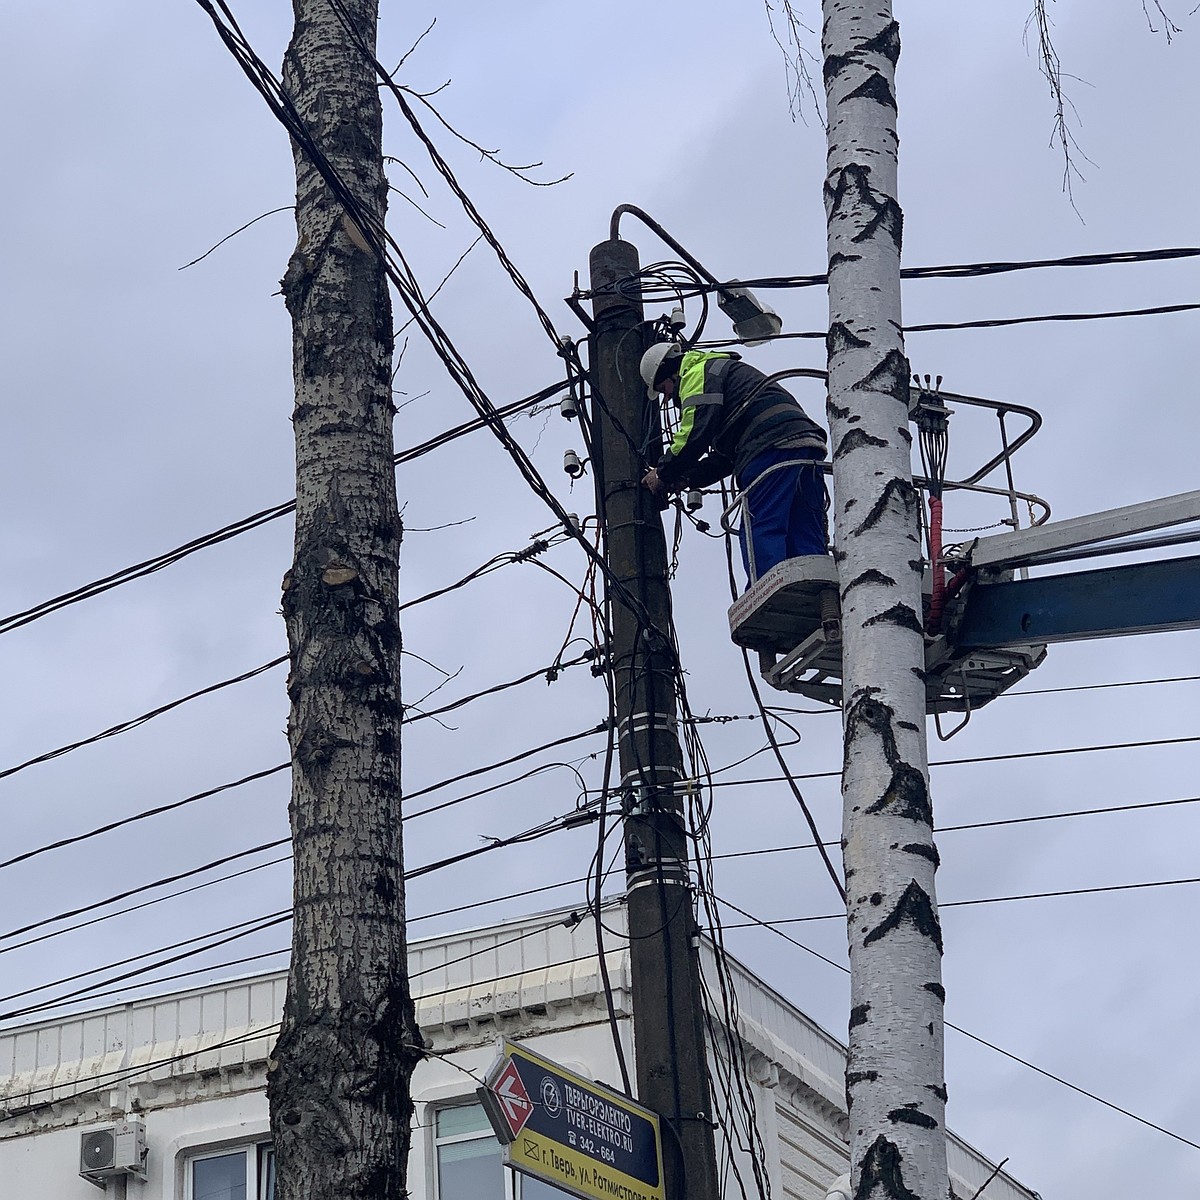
[495,1060,533,1131]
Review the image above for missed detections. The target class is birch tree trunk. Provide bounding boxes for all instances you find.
[267,3,421,1198]
[821,5,949,1197]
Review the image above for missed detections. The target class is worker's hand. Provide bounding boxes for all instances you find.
[642,468,666,497]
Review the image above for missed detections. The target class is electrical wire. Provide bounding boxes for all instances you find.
[0,798,605,976]
[692,300,1200,348]
[24,781,1181,968]
[0,763,289,873]
[0,658,287,783]
[2,898,591,1026]
[703,792,1200,865]
[718,485,845,901]
[633,729,1200,795]
[619,245,1200,297]
[405,759,588,823]
[0,839,290,948]
[0,911,292,1020]
[192,0,675,673]
[0,903,632,1116]
[1,654,601,873]
[1007,673,1200,698]
[403,722,607,802]
[0,1024,285,1116]
[717,873,1200,928]
[0,384,566,640]
[716,894,1200,1153]
[0,531,578,786]
[0,854,293,958]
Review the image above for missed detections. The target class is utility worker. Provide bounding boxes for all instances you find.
[640,343,829,582]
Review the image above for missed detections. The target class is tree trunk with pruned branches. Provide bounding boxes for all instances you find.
[821,3,949,1196]
[267,2,421,1198]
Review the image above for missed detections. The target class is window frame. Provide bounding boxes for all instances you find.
[429,1100,570,1200]
[182,1140,274,1200]
[431,1101,508,1200]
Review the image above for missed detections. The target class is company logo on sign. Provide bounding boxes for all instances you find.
[540,1076,562,1117]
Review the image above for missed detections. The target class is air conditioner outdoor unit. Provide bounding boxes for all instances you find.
[79,1120,148,1188]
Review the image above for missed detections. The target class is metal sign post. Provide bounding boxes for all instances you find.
[479,1039,666,1200]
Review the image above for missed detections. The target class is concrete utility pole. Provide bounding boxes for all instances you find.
[267,3,422,1198]
[588,237,721,1200]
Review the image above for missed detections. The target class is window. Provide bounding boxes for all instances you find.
[186,1145,274,1200]
[434,1104,505,1200]
[432,1103,570,1200]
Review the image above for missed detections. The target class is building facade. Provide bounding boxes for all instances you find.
[0,904,1038,1200]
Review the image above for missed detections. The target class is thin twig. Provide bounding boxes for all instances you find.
[404,516,477,533]
[391,17,435,75]
[395,235,483,337]
[178,206,293,270]
[968,1157,1009,1200]
[1025,1,1095,216]
[390,334,409,385]
[387,183,446,229]
[408,78,451,100]
[403,650,457,678]
[762,0,824,127]
[392,389,429,413]
[1142,1,1183,39]
[401,85,572,184]
[383,154,430,199]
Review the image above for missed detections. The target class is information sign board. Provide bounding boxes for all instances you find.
[478,1038,665,1200]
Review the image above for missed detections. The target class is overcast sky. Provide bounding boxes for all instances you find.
[2,3,1198,1197]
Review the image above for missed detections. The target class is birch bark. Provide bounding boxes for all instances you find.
[821,4,949,1197]
[266,3,420,1198]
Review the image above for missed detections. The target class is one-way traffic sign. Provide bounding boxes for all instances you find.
[493,1058,534,1137]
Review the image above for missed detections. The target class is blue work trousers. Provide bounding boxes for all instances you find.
[738,446,828,583]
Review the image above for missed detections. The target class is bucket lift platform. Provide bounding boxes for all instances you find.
[727,556,1046,713]
[722,378,1200,719]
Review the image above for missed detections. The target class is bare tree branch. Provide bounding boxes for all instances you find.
[334,0,572,187]
[1025,1,1095,215]
[400,85,573,184]
[383,154,430,198]
[1142,1,1184,39]
[968,1157,1010,1200]
[394,234,483,339]
[763,0,825,126]
[386,182,446,228]
[390,17,436,75]
[178,206,294,270]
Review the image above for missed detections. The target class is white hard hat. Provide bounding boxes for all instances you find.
[639,343,682,399]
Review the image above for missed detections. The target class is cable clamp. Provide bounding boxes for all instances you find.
[617,711,678,739]
[626,861,691,892]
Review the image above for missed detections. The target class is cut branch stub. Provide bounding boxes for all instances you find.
[843,691,900,769]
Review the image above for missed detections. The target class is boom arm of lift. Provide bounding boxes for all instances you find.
[729,489,1200,714]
